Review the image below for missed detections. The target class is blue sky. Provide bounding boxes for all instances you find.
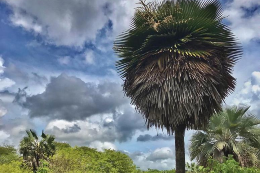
[0,0,260,170]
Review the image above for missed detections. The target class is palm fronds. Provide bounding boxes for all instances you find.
[189,106,260,167]
[114,0,241,134]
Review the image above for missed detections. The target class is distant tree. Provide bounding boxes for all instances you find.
[114,0,241,172]
[0,145,19,164]
[190,106,260,167]
[103,149,137,173]
[19,129,55,172]
[53,142,71,151]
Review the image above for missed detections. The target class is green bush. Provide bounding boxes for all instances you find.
[186,156,260,173]
[48,145,137,173]
[0,160,31,173]
[0,145,19,164]
[142,169,175,173]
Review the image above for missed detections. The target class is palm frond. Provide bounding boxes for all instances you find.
[114,0,241,134]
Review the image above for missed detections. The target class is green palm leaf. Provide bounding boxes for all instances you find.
[189,106,260,167]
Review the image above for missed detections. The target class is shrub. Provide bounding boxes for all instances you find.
[186,156,260,173]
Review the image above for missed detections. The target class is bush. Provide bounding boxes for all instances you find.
[48,145,137,173]
[0,145,19,164]
[0,160,31,173]
[186,156,260,173]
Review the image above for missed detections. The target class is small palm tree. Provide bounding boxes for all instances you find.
[190,106,260,167]
[114,0,241,172]
[20,129,55,172]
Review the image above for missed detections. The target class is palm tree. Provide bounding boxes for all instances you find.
[190,106,260,167]
[114,0,241,172]
[20,129,55,172]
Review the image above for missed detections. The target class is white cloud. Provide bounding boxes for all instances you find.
[0,57,5,74]
[147,147,174,161]
[45,119,112,146]
[0,57,16,91]
[89,141,116,151]
[0,0,132,47]
[232,71,260,117]
[224,0,260,43]
[0,131,10,144]
[44,104,145,146]
[84,50,95,65]
[128,147,175,170]
[0,101,7,117]
[58,56,71,65]
[1,0,151,48]
[10,10,42,33]
[0,78,15,91]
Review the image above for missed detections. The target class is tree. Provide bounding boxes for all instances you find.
[114,0,241,172]
[0,145,19,164]
[19,129,55,172]
[190,106,260,167]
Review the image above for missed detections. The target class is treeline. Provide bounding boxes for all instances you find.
[1,142,260,173]
[0,142,174,173]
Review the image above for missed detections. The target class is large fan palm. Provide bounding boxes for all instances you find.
[190,106,260,167]
[20,129,55,172]
[114,0,241,172]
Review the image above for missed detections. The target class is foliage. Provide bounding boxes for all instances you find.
[0,145,19,164]
[0,160,31,173]
[1,141,260,173]
[114,0,241,133]
[190,106,260,167]
[47,144,138,173]
[20,129,56,172]
[186,156,260,173]
[142,169,175,173]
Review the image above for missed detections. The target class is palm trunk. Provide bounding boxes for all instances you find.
[175,125,186,173]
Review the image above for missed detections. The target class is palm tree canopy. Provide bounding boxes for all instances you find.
[20,129,56,172]
[114,0,241,133]
[189,106,260,167]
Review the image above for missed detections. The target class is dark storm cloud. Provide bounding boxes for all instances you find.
[13,87,28,106]
[137,134,173,142]
[114,106,146,142]
[24,74,128,120]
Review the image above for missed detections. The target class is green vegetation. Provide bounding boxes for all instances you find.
[186,156,260,173]
[0,145,19,164]
[190,106,260,167]
[0,126,260,172]
[114,0,241,172]
[20,129,56,172]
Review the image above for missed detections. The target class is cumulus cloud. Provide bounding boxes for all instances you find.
[0,130,10,144]
[0,78,15,91]
[0,57,15,91]
[84,50,95,65]
[127,147,175,170]
[0,100,7,117]
[23,74,128,120]
[146,147,174,162]
[45,105,145,145]
[224,0,260,43]
[1,0,141,48]
[232,71,260,117]
[0,57,5,74]
[137,134,173,142]
[58,56,71,65]
[89,141,116,151]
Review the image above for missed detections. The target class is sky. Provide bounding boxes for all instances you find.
[0,0,260,170]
